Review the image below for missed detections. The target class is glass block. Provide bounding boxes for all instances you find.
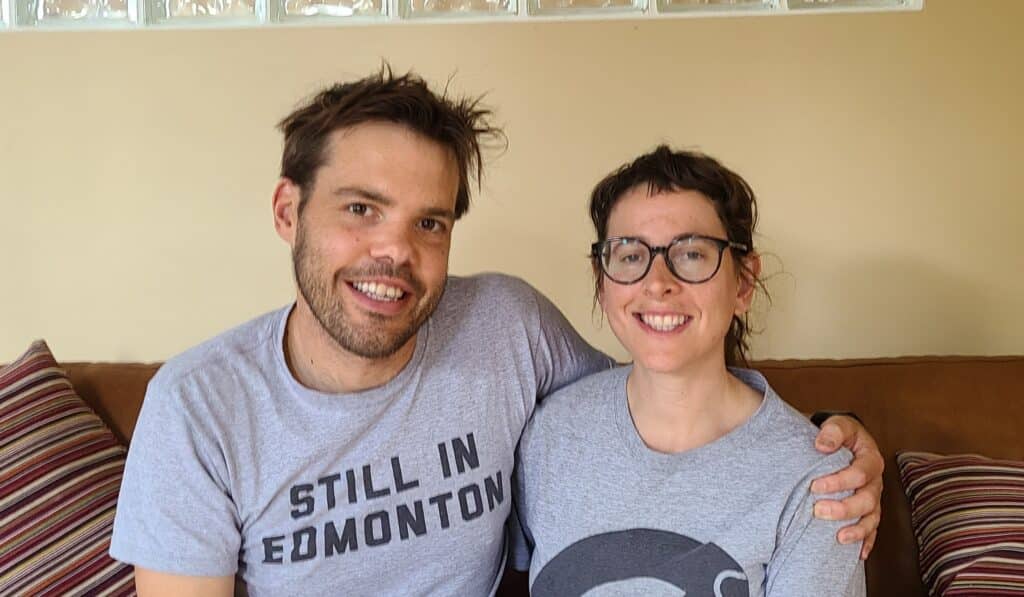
[283,0,381,17]
[399,0,514,19]
[29,0,130,21]
[787,0,903,8]
[530,0,640,15]
[158,0,254,19]
[658,0,769,12]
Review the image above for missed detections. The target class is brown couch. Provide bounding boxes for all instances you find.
[64,356,1024,597]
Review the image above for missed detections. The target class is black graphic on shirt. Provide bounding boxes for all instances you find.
[259,432,507,564]
[533,528,748,597]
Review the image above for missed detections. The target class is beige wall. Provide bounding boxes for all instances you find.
[2,0,1022,363]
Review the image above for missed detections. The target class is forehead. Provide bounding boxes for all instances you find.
[317,121,459,208]
[607,186,726,238]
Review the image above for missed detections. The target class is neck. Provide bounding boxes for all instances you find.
[626,359,761,454]
[283,298,416,394]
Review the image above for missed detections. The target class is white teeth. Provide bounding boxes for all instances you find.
[640,313,688,332]
[352,281,406,302]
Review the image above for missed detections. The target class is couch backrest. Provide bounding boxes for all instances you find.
[63,356,1024,597]
[757,356,1024,597]
[64,362,159,445]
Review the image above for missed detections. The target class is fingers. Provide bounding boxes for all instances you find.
[814,417,853,452]
[812,441,884,495]
[816,492,882,559]
[860,529,878,560]
[814,475,883,556]
[814,415,859,453]
[815,475,882,514]
[812,465,868,495]
[831,507,881,556]
[811,415,885,557]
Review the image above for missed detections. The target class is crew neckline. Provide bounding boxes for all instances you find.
[271,303,431,404]
[612,366,776,468]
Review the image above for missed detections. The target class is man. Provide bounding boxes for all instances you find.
[110,66,883,596]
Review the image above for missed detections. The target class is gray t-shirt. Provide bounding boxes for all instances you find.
[513,366,866,597]
[110,273,611,596]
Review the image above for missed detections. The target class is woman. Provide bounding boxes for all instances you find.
[513,146,865,596]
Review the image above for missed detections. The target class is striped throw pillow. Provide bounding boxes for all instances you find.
[0,341,135,596]
[898,451,1024,596]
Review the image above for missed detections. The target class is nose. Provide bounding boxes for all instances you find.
[642,253,679,297]
[367,222,414,265]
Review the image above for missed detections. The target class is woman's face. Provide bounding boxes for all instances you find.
[599,186,758,375]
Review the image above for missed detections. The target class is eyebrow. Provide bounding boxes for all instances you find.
[332,186,455,221]
[332,186,393,205]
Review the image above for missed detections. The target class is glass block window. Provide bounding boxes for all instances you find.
[788,0,905,8]
[156,0,255,19]
[399,0,515,18]
[28,0,130,22]
[658,0,770,13]
[0,0,919,29]
[530,0,641,16]
[283,0,382,17]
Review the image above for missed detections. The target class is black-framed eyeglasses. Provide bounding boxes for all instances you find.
[590,234,749,285]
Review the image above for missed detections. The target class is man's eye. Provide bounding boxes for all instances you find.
[346,203,370,216]
[419,219,446,233]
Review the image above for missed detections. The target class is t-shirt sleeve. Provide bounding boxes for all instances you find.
[766,450,866,597]
[509,433,537,572]
[507,494,534,572]
[526,282,614,399]
[109,371,241,576]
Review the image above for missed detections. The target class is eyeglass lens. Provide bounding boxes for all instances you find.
[602,237,724,283]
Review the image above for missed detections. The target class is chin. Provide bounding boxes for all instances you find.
[635,345,726,375]
[341,328,416,360]
[633,353,688,374]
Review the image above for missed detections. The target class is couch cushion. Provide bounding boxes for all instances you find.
[0,341,135,595]
[897,451,1024,596]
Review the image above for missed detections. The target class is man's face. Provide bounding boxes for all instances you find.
[289,122,459,360]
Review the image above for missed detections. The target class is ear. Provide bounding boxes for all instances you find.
[273,178,302,247]
[734,251,762,316]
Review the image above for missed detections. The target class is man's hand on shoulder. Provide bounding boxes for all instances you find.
[809,414,884,561]
[134,567,235,597]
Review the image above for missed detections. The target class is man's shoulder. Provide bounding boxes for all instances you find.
[435,273,548,333]
[150,306,286,393]
[445,272,542,307]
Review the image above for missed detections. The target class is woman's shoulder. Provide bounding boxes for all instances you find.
[765,394,854,483]
[733,368,854,478]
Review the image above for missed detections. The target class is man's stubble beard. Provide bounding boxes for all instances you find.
[292,224,445,360]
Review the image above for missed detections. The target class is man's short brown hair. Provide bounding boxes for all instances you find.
[277,64,503,219]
